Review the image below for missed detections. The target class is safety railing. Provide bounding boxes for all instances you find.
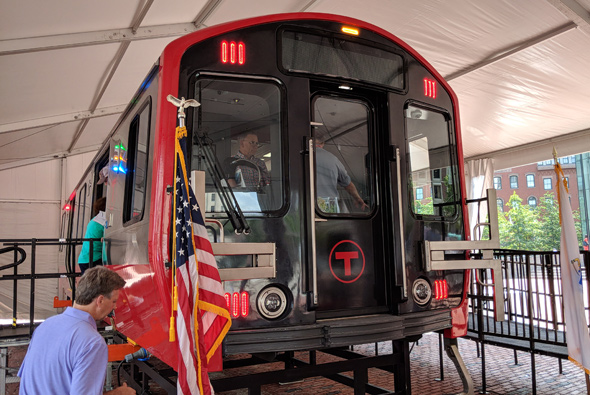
[0,238,101,339]
[466,249,590,394]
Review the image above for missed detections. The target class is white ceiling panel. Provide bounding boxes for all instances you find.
[0,43,120,124]
[72,114,122,151]
[205,0,307,27]
[99,37,182,107]
[142,0,210,25]
[0,122,79,166]
[0,0,142,40]
[1,0,589,172]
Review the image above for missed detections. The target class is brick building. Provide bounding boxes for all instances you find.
[493,156,579,213]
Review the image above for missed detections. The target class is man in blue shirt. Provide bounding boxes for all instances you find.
[18,267,135,395]
[315,135,368,213]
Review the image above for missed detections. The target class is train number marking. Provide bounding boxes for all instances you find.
[328,240,365,284]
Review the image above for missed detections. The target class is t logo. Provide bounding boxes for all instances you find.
[329,240,365,284]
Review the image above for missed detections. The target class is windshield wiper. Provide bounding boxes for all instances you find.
[193,132,250,234]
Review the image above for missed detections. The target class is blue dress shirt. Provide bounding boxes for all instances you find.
[18,307,108,395]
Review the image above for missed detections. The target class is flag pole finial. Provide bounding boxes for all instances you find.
[167,95,200,128]
[552,147,558,162]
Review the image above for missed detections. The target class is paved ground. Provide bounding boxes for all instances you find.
[211,332,589,395]
[4,332,589,394]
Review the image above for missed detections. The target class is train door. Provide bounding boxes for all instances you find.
[308,86,387,317]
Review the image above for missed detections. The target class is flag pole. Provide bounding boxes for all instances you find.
[167,95,200,343]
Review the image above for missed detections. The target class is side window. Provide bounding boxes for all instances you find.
[405,104,459,218]
[191,77,283,214]
[526,174,535,188]
[124,100,151,224]
[493,176,502,190]
[312,96,373,216]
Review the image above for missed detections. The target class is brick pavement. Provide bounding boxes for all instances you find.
[4,332,588,394]
[213,332,589,395]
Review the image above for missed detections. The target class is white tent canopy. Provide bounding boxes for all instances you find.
[2,0,590,173]
[1,0,590,319]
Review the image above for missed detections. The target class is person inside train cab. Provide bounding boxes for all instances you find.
[18,267,135,395]
[314,134,368,213]
[223,132,270,191]
[78,196,107,274]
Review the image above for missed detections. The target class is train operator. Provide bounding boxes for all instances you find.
[315,134,368,213]
[18,267,135,395]
[224,132,270,191]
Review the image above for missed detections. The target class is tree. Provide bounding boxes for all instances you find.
[497,192,542,250]
[537,192,560,251]
[496,191,583,251]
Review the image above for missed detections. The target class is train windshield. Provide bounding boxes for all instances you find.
[281,30,404,89]
[190,77,284,214]
[405,104,460,219]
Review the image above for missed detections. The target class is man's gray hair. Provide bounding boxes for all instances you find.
[76,266,126,305]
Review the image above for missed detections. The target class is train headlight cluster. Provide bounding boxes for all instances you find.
[412,278,432,306]
[257,286,288,320]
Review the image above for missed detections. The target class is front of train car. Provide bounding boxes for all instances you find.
[113,13,502,370]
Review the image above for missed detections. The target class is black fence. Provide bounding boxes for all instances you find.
[0,238,101,338]
[466,249,590,394]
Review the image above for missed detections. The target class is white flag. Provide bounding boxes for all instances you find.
[555,159,590,374]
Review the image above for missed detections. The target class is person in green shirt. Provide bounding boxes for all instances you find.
[78,197,106,274]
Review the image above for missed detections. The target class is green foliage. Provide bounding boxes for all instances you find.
[497,191,583,251]
[414,197,434,215]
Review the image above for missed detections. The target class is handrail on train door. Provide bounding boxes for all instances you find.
[307,136,320,307]
[423,189,505,322]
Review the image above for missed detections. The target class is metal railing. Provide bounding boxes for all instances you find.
[466,249,590,394]
[0,238,102,338]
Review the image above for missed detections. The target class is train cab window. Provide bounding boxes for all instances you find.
[405,104,459,219]
[123,101,151,224]
[312,96,373,216]
[191,77,283,214]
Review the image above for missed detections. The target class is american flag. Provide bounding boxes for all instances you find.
[174,127,231,394]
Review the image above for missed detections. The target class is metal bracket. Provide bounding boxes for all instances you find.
[423,189,505,321]
[214,242,276,281]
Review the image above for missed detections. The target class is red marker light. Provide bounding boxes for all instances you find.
[238,42,245,65]
[221,41,228,63]
[221,41,245,65]
[240,291,249,317]
[424,78,437,99]
[63,204,71,211]
[232,292,239,318]
[434,279,448,300]
[230,42,236,64]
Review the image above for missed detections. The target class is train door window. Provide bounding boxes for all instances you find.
[312,96,373,216]
[191,77,283,214]
[75,184,87,238]
[124,100,151,224]
[405,104,459,218]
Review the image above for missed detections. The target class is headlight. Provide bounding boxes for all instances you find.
[412,278,432,306]
[257,286,288,319]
